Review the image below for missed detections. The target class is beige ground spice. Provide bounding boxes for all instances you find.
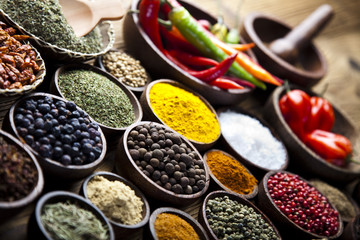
[86,175,143,225]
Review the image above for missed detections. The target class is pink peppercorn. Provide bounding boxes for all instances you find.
[267,172,339,237]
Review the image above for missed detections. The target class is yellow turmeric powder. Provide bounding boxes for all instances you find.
[206,150,258,195]
[154,213,200,240]
[149,82,220,143]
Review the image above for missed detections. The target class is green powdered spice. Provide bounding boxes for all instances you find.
[58,69,135,128]
[41,201,109,240]
[0,0,103,53]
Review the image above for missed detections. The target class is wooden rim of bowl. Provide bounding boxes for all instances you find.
[122,121,210,201]
[217,106,289,172]
[34,191,115,240]
[261,170,344,239]
[81,171,150,229]
[8,92,107,171]
[96,48,152,93]
[271,84,360,175]
[51,63,143,132]
[203,149,258,199]
[0,129,44,209]
[144,79,221,148]
[242,12,327,82]
[199,190,282,240]
[149,207,209,240]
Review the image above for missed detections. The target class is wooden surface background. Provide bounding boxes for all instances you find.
[0,0,359,239]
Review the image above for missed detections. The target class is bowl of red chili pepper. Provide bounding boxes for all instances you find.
[123,0,282,106]
[263,84,360,183]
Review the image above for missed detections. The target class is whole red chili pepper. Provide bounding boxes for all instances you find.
[139,0,164,51]
[305,96,335,132]
[167,49,218,67]
[210,78,244,90]
[304,129,353,167]
[217,75,255,89]
[279,87,311,141]
[159,25,200,54]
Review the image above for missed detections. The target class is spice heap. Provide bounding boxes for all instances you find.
[127,123,207,194]
[219,110,286,170]
[0,21,40,89]
[205,150,257,195]
[149,82,220,144]
[206,196,279,239]
[309,179,356,221]
[268,172,340,237]
[58,69,135,129]
[154,213,200,240]
[0,136,38,202]
[41,201,109,240]
[0,0,103,53]
[86,175,144,225]
[14,96,103,166]
[102,51,148,88]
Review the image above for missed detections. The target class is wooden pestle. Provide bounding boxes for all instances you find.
[269,4,334,64]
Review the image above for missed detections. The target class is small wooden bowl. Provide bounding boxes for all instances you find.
[217,106,288,177]
[0,129,44,213]
[339,214,360,240]
[203,149,258,199]
[27,191,115,240]
[81,171,150,239]
[148,207,209,240]
[257,170,343,239]
[263,84,360,182]
[96,48,152,95]
[198,190,281,240]
[241,12,326,87]
[51,63,143,149]
[140,79,220,153]
[123,0,254,106]
[114,121,210,206]
[2,92,107,180]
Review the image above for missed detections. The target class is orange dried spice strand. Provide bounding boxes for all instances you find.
[154,213,200,240]
[207,150,257,195]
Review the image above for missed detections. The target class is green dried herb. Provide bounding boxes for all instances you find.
[58,69,135,128]
[0,136,38,202]
[41,201,109,240]
[0,0,103,53]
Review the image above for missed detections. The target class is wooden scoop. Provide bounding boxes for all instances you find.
[269,4,334,64]
[59,0,129,37]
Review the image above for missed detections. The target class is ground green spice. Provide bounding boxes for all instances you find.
[58,69,135,128]
[0,0,103,53]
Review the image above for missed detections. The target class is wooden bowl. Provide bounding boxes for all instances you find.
[2,92,107,180]
[339,214,360,240]
[198,190,281,240]
[0,9,115,63]
[240,12,326,88]
[140,79,220,153]
[114,121,210,206]
[203,149,258,199]
[257,170,343,239]
[123,0,254,106]
[51,63,143,149]
[96,48,152,95]
[0,129,44,213]
[217,106,288,178]
[27,191,115,240]
[148,207,209,240]
[263,84,360,182]
[81,171,150,239]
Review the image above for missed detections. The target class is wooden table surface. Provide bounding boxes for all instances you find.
[1,0,359,239]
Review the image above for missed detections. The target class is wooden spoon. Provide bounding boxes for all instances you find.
[59,0,129,37]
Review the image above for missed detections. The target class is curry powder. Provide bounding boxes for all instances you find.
[154,213,200,240]
[149,83,220,143]
[206,150,258,195]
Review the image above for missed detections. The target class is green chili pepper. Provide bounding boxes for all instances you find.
[225,28,240,44]
[168,6,266,89]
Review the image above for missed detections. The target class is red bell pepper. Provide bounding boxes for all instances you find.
[304,129,353,167]
[305,96,335,132]
[279,88,311,141]
[210,78,244,89]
